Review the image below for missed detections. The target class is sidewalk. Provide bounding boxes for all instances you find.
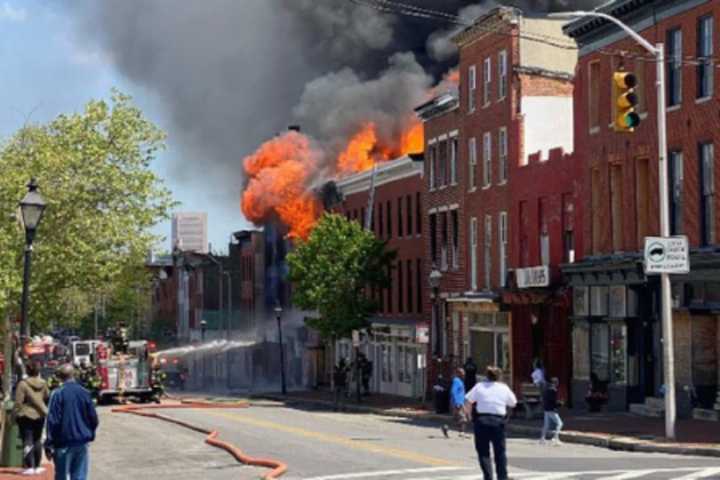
[0,465,53,479]
[249,389,720,458]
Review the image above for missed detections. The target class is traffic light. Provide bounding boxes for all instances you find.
[613,72,640,132]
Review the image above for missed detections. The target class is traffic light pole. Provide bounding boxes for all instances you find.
[551,11,675,439]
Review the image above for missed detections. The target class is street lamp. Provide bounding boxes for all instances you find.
[275,304,287,395]
[550,10,675,439]
[428,267,443,357]
[200,319,207,342]
[19,179,46,340]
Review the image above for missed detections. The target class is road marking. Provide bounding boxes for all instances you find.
[672,468,720,480]
[304,467,469,480]
[204,410,459,467]
[596,471,657,480]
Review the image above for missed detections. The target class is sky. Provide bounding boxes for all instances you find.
[0,0,249,253]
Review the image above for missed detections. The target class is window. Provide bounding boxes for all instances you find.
[670,150,684,235]
[398,197,404,237]
[610,164,624,252]
[589,61,600,130]
[450,136,458,185]
[483,57,492,106]
[562,194,575,263]
[468,137,477,190]
[378,202,384,238]
[406,259,412,313]
[499,212,508,287]
[416,258,422,313]
[470,217,478,291]
[406,195,412,236]
[468,65,477,112]
[430,213,437,263]
[484,215,492,289]
[591,168,601,253]
[697,16,714,99]
[539,198,550,266]
[591,322,610,382]
[398,261,404,314]
[415,192,422,235]
[667,28,682,107]
[498,127,508,183]
[441,212,449,271]
[483,132,492,187]
[386,200,392,238]
[429,143,436,189]
[438,140,447,187]
[498,50,508,99]
[700,142,715,245]
[635,158,650,247]
[451,209,459,270]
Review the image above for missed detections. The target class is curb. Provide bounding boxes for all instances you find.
[253,394,720,459]
[113,401,288,479]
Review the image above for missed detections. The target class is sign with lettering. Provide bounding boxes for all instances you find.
[644,236,690,274]
[416,325,429,344]
[515,266,550,288]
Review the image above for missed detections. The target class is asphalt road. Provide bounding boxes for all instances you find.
[127,400,720,480]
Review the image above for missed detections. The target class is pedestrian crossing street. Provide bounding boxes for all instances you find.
[303,466,720,480]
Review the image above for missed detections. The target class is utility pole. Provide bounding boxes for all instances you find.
[550,11,675,439]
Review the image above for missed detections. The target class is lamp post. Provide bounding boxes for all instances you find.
[428,267,443,357]
[275,304,287,395]
[200,319,207,342]
[18,179,46,341]
[551,10,675,439]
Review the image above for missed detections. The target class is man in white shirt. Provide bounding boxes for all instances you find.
[464,366,517,480]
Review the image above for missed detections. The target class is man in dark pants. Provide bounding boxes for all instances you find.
[465,366,517,480]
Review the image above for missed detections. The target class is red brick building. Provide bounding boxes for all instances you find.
[562,0,720,416]
[328,155,427,398]
[416,6,579,395]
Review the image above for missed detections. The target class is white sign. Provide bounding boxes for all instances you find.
[515,266,550,288]
[644,236,690,274]
[416,325,429,344]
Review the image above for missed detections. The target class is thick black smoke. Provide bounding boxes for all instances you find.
[67,1,604,222]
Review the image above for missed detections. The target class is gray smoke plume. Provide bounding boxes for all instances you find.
[66,1,605,223]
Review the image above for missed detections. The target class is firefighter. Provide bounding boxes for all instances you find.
[150,363,166,403]
[78,362,102,400]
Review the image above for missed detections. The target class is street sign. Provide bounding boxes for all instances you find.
[644,236,690,274]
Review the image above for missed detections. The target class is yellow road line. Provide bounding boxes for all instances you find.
[205,410,457,467]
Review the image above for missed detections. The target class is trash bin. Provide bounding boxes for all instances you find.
[433,378,450,414]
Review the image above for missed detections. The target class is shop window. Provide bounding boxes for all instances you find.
[381,344,393,383]
[610,323,628,384]
[591,322,610,382]
[469,312,510,374]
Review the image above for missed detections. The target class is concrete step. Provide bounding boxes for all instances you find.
[692,408,720,421]
[629,403,664,418]
[645,397,665,410]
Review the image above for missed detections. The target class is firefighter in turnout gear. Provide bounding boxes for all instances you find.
[78,361,101,400]
[150,363,166,403]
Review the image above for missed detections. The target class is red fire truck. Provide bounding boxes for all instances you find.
[95,340,154,404]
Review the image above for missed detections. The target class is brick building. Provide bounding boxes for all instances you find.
[562,0,720,416]
[417,6,579,395]
[327,155,427,398]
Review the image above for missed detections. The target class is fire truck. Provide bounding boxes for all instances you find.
[95,340,155,404]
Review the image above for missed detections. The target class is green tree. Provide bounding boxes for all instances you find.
[0,90,176,332]
[287,213,396,340]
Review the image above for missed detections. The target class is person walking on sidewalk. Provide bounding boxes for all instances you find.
[443,368,468,438]
[45,364,99,480]
[15,361,50,475]
[465,366,517,480]
[540,377,563,445]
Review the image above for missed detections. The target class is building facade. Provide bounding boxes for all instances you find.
[563,0,720,417]
[172,212,209,254]
[329,155,428,398]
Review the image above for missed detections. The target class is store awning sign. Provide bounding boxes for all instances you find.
[644,236,689,274]
[516,266,550,288]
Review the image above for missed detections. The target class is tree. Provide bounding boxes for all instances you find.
[287,213,396,340]
[0,90,176,332]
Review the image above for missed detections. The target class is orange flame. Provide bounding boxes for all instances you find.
[241,131,321,240]
[444,69,460,85]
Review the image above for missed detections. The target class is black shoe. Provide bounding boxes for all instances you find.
[441,424,449,438]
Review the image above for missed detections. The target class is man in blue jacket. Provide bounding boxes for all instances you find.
[45,364,99,480]
[442,368,468,438]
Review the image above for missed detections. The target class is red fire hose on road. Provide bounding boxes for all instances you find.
[112,400,288,479]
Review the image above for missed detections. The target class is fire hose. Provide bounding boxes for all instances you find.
[112,400,288,479]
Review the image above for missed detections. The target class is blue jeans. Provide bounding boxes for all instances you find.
[54,444,88,480]
[541,411,563,440]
